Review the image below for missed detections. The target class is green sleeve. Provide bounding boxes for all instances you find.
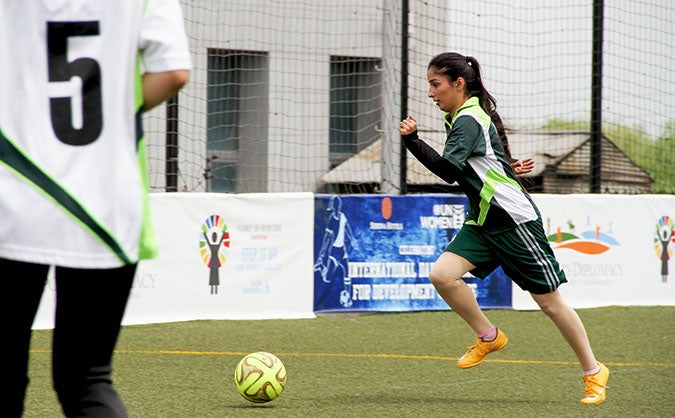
[442,115,482,170]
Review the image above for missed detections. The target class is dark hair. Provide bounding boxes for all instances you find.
[490,111,514,162]
[491,112,534,190]
[428,52,497,117]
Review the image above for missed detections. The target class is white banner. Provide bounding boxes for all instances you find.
[31,193,674,328]
[33,192,315,329]
[513,194,675,309]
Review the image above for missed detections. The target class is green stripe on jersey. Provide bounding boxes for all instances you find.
[0,129,132,264]
[134,49,158,259]
[475,168,523,226]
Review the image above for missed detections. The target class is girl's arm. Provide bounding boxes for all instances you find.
[401,130,462,185]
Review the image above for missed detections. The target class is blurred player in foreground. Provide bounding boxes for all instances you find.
[0,1,191,416]
[399,52,609,405]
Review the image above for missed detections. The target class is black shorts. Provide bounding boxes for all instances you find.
[445,218,567,294]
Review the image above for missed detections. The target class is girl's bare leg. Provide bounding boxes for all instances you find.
[429,252,493,333]
[530,290,597,370]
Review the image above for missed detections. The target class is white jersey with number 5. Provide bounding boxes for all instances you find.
[0,0,192,268]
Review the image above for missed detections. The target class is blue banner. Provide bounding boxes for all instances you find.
[313,194,512,312]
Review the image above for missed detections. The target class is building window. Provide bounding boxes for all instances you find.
[207,49,268,192]
[329,56,382,168]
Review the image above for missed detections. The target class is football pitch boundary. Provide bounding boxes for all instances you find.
[30,348,675,368]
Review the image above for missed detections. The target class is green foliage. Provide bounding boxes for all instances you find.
[661,120,675,141]
[537,118,588,131]
[537,119,675,194]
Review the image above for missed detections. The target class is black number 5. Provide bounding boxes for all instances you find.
[47,21,102,145]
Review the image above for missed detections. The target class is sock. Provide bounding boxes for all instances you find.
[478,326,497,342]
[583,364,601,376]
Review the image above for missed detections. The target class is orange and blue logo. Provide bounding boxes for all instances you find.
[199,215,231,295]
[654,216,674,283]
[547,219,620,255]
[381,197,392,220]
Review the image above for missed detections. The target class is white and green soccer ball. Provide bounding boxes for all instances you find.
[234,351,287,403]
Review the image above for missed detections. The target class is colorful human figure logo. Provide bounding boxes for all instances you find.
[199,215,230,294]
[654,216,674,283]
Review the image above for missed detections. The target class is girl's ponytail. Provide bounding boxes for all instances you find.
[428,53,496,116]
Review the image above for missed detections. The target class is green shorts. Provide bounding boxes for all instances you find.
[445,218,567,294]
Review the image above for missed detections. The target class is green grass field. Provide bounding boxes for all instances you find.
[24,306,674,418]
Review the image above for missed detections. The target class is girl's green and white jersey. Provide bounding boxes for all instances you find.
[0,0,191,268]
[443,97,540,230]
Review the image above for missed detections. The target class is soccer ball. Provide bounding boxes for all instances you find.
[234,351,287,403]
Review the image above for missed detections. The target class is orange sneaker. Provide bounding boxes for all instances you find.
[457,328,508,369]
[580,362,609,405]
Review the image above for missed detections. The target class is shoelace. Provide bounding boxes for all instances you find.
[583,374,608,396]
[465,340,489,354]
[465,344,477,352]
